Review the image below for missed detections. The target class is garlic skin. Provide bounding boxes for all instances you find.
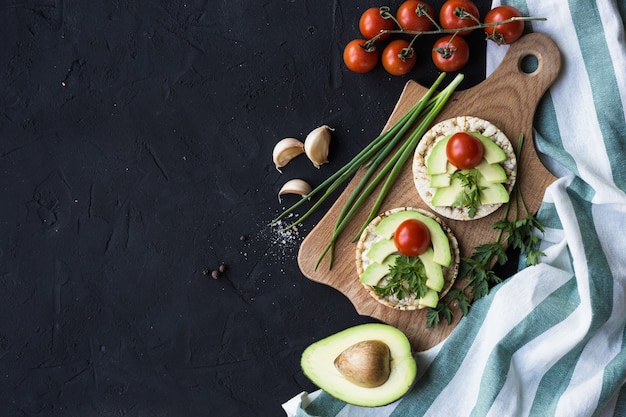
[304,125,333,168]
[278,179,312,203]
[273,138,305,172]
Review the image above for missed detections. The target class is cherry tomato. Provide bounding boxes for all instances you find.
[359,7,396,40]
[396,0,434,32]
[381,39,416,76]
[431,35,470,72]
[343,39,379,73]
[394,219,431,257]
[439,0,480,36]
[484,5,524,45]
[445,132,484,169]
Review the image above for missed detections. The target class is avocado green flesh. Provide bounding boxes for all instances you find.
[425,131,508,186]
[429,172,451,188]
[420,247,444,292]
[469,132,507,164]
[419,288,439,308]
[361,252,443,299]
[431,176,464,207]
[374,210,452,267]
[475,159,507,183]
[360,256,398,286]
[365,238,397,264]
[478,179,510,204]
[425,134,452,175]
[431,173,510,207]
[425,131,510,209]
[300,323,417,407]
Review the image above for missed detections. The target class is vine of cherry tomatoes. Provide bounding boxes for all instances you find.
[344,0,532,76]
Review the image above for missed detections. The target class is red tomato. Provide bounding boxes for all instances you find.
[431,35,469,72]
[396,0,434,32]
[394,219,431,257]
[343,39,379,73]
[439,0,480,36]
[484,5,524,44]
[381,39,416,76]
[359,7,396,40]
[445,132,484,169]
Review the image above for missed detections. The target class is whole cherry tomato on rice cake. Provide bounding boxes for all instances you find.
[445,132,484,170]
[394,219,431,257]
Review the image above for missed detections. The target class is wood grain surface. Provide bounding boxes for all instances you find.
[297,33,562,351]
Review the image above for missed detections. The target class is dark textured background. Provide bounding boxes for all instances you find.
[1,1,491,416]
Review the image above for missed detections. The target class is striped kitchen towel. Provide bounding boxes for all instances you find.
[285,0,626,415]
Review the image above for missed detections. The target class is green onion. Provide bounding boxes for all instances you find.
[315,73,464,269]
[270,72,464,269]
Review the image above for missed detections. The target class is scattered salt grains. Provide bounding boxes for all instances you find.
[252,212,305,265]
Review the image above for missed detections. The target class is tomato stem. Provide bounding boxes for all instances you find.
[375,16,545,39]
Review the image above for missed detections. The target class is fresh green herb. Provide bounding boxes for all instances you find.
[373,256,428,300]
[270,72,465,269]
[426,302,450,328]
[451,168,483,218]
[426,288,471,328]
[426,133,547,327]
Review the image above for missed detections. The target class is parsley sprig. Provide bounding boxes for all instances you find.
[451,168,484,218]
[374,256,428,301]
[426,133,547,327]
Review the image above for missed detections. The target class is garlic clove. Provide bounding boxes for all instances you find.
[273,137,305,172]
[304,125,333,169]
[278,179,312,203]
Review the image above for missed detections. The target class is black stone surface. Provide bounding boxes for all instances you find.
[2,1,493,416]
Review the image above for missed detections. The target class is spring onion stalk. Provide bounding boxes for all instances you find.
[270,73,448,229]
[314,73,464,269]
[271,72,464,270]
[269,92,425,227]
[354,72,464,240]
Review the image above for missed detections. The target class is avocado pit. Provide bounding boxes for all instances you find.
[334,339,391,388]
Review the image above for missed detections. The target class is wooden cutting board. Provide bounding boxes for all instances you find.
[297,33,561,351]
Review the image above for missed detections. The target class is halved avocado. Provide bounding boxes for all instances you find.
[301,323,417,407]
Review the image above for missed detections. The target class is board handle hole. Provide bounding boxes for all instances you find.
[520,54,540,74]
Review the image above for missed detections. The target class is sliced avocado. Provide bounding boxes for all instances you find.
[301,323,417,407]
[429,172,450,188]
[425,134,452,175]
[374,210,451,266]
[431,176,463,207]
[365,238,397,264]
[478,175,510,204]
[360,256,398,286]
[429,163,457,188]
[469,132,507,164]
[476,159,507,183]
[432,172,510,207]
[417,288,439,308]
[419,248,444,292]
